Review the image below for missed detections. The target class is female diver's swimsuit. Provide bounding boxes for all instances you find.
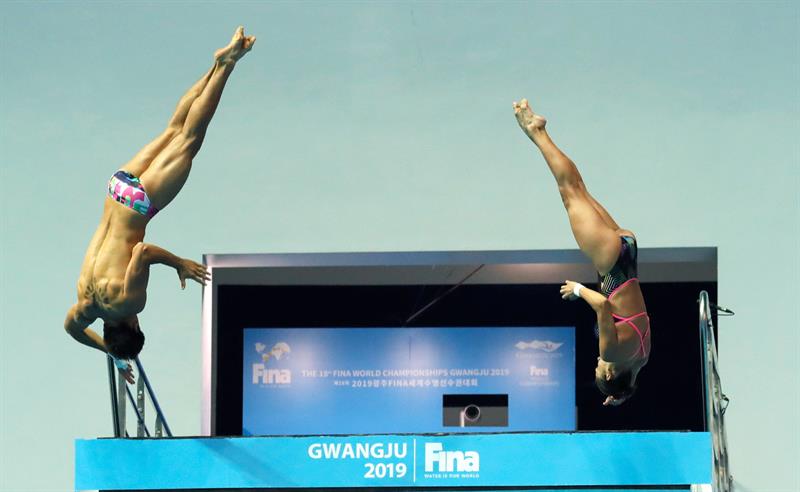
[107,170,159,218]
[600,235,638,297]
[597,235,650,361]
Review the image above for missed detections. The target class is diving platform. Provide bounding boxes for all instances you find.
[75,431,711,491]
[75,252,726,491]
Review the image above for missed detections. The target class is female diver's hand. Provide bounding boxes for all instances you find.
[177,258,211,289]
[559,280,580,301]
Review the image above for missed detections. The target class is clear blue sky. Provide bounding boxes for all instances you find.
[1,2,798,491]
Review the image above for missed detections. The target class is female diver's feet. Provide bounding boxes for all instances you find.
[513,98,547,143]
[214,26,256,64]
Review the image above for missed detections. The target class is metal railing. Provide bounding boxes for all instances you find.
[106,355,172,438]
[698,291,732,492]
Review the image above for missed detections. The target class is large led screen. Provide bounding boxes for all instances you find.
[242,326,575,435]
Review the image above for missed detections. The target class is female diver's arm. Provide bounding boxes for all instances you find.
[559,280,622,360]
[593,300,623,361]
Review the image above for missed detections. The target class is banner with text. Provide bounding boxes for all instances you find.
[243,327,575,435]
[76,432,712,490]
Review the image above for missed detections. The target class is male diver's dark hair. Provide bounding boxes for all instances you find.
[103,320,145,359]
[595,370,637,400]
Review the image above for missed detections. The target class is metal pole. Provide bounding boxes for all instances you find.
[698,290,733,492]
[698,291,712,431]
[136,377,147,437]
[116,370,127,437]
[124,384,151,438]
[106,356,121,438]
[134,357,173,437]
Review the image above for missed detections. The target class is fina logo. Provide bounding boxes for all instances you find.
[256,342,291,362]
[424,442,480,472]
[252,342,292,385]
[515,340,563,352]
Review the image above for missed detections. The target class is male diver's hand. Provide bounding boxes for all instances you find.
[110,356,135,384]
[177,259,211,289]
[118,362,135,385]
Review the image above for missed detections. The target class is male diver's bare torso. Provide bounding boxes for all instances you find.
[76,197,149,320]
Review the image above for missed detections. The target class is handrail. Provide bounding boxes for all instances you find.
[106,356,122,436]
[134,357,173,437]
[107,355,172,438]
[698,291,732,492]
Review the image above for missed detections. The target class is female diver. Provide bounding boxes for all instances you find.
[513,99,651,406]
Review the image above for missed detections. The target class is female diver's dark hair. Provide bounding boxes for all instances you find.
[103,320,145,360]
[595,370,637,400]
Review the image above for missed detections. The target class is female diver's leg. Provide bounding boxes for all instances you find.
[138,27,255,210]
[119,66,215,178]
[585,191,622,232]
[586,188,637,238]
[580,179,637,238]
[513,98,620,274]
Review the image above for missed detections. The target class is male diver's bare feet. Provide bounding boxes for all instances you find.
[214,26,256,64]
[513,98,547,144]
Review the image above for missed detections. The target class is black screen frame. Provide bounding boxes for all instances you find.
[203,248,717,436]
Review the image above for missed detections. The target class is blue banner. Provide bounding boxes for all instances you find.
[75,432,712,490]
[242,327,575,435]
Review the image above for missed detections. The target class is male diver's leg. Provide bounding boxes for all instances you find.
[119,67,215,178]
[139,27,255,210]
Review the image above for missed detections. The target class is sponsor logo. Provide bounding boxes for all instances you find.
[424,442,480,473]
[529,365,549,377]
[253,341,292,385]
[252,365,292,385]
[256,341,291,362]
[514,340,563,352]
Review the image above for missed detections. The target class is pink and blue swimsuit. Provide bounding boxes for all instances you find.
[107,170,159,218]
[599,236,651,360]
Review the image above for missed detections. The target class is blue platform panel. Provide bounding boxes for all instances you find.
[75,431,711,491]
[243,327,576,435]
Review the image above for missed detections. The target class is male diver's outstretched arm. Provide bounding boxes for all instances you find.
[124,243,210,305]
[64,306,136,383]
[64,304,104,352]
